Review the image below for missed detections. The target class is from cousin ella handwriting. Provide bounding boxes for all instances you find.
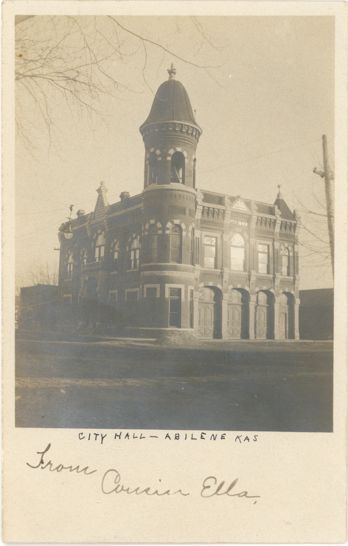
[26,443,261,503]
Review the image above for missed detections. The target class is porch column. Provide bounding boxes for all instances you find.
[248,294,256,339]
[294,297,300,339]
[193,293,200,332]
[273,297,280,340]
[221,294,228,339]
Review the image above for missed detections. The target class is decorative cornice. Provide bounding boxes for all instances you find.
[140,121,201,141]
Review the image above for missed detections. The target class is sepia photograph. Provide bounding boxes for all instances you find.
[4,3,347,543]
[15,14,334,432]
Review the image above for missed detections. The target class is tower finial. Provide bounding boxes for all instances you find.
[167,63,176,80]
[277,184,283,199]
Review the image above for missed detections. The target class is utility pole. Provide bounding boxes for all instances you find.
[313,134,334,274]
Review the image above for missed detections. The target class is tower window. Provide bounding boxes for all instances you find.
[148,153,159,185]
[170,225,182,263]
[170,152,185,183]
[169,288,181,327]
[145,287,158,299]
[231,233,245,271]
[148,225,158,262]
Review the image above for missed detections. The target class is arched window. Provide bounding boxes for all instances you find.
[148,153,158,185]
[128,235,140,270]
[94,232,105,262]
[111,240,120,270]
[170,225,182,263]
[148,225,158,262]
[170,152,185,183]
[230,233,245,271]
[81,248,87,267]
[280,246,290,276]
[66,251,74,278]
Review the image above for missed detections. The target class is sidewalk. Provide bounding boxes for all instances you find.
[16,329,333,353]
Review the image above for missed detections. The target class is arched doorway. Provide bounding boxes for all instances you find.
[198,286,222,339]
[255,290,274,339]
[279,292,294,339]
[227,289,249,339]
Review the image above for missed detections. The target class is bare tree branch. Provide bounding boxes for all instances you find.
[16,16,222,147]
[108,16,222,70]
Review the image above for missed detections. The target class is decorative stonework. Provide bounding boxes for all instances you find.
[280,220,296,233]
[202,206,225,222]
[141,121,201,141]
[143,220,163,235]
[256,216,276,230]
[228,196,250,213]
[165,219,187,235]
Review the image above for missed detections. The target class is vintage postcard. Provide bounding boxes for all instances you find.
[2,0,347,542]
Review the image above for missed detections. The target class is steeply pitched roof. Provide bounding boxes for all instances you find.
[140,79,199,128]
[274,195,294,220]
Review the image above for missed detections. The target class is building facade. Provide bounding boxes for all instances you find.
[58,66,300,340]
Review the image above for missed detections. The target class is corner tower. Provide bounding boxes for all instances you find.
[140,64,202,188]
[138,66,201,333]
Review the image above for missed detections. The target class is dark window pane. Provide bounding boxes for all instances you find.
[169,288,181,327]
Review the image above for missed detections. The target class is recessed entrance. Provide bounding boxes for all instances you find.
[255,290,274,339]
[279,292,294,339]
[227,289,249,339]
[198,286,222,339]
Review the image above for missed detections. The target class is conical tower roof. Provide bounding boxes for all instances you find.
[140,64,200,131]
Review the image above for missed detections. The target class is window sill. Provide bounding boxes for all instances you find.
[229,269,248,274]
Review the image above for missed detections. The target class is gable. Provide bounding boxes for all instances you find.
[230,197,250,213]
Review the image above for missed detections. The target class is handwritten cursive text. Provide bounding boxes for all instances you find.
[201,476,260,503]
[101,468,190,497]
[26,443,97,475]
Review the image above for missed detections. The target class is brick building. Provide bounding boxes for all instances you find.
[58,66,300,340]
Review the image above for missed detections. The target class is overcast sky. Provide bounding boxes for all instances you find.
[15,15,334,290]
